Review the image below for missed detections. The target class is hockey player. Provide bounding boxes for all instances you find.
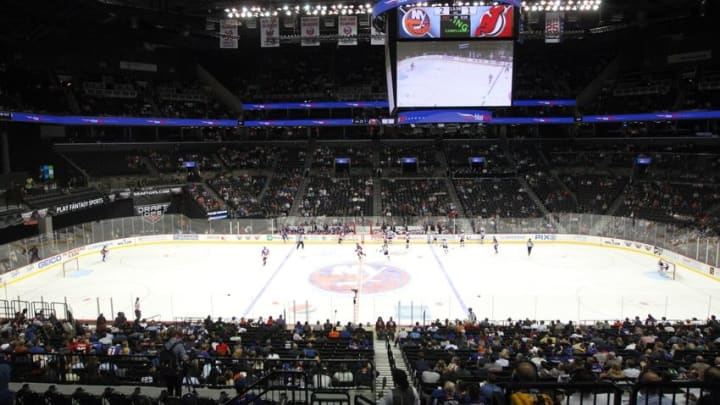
[405,232,410,249]
[479,227,486,244]
[492,236,499,254]
[386,229,394,244]
[459,233,465,248]
[441,237,449,254]
[296,233,305,250]
[527,238,534,256]
[381,242,390,260]
[356,243,366,260]
[338,233,344,244]
[261,246,270,266]
[426,233,432,245]
[100,245,109,262]
[281,228,288,243]
[658,259,669,274]
[467,307,478,324]
[134,297,141,321]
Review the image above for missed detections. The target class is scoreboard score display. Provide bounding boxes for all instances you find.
[398,5,515,39]
[440,13,471,38]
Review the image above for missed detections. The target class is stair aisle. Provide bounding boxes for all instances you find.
[374,332,411,399]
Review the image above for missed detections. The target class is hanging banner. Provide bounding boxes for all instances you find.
[260,17,280,48]
[545,12,563,43]
[301,17,320,47]
[283,17,296,29]
[338,15,358,46]
[219,19,238,49]
[371,25,385,45]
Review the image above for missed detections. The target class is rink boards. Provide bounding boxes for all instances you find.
[2,232,717,287]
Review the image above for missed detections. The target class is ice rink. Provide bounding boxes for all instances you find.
[5,239,720,325]
[397,56,513,107]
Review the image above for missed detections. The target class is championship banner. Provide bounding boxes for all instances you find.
[371,25,385,45]
[260,17,280,48]
[219,19,238,49]
[338,16,358,46]
[301,17,320,47]
[545,12,563,43]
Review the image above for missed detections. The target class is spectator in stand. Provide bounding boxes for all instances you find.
[510,361,553,405]
[378,369,420,405]
[0,358,13,405]
[375,316,386,339]
[162,330,189,397]
[698,366,720,405]
[421,361,443,384]
[386,317,397,336]
[637,370,677,405]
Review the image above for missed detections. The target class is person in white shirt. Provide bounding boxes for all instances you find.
[495,349,510,368]
[623,359,642,379]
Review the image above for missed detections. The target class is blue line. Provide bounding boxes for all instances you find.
[243,248,295,317]
[428,245,468,315]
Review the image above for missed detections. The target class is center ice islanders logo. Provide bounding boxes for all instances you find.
[309,262,410,293]
[474,5,513,38]
[402,8,431,37]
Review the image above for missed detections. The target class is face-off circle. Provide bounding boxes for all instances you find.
[309,262,410,294]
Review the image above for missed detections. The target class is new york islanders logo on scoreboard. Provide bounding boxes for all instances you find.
[402,7,431,37]
[474,5,514,38]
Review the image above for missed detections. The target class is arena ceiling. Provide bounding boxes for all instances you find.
[0,0,710,50]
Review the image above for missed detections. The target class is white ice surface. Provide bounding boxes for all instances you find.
[6,241,720,325]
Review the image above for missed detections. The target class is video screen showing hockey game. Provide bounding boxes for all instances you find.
[396,40,513,108]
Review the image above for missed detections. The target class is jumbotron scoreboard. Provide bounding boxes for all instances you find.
[398,5,515,39]
[387,4,517,109]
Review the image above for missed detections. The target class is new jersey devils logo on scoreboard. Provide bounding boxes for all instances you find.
[474,5,514,38]
[305,28,315,35]
[402,7,431,37]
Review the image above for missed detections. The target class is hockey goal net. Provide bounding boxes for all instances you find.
[62,257,80,278]
[658,260,677,280]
